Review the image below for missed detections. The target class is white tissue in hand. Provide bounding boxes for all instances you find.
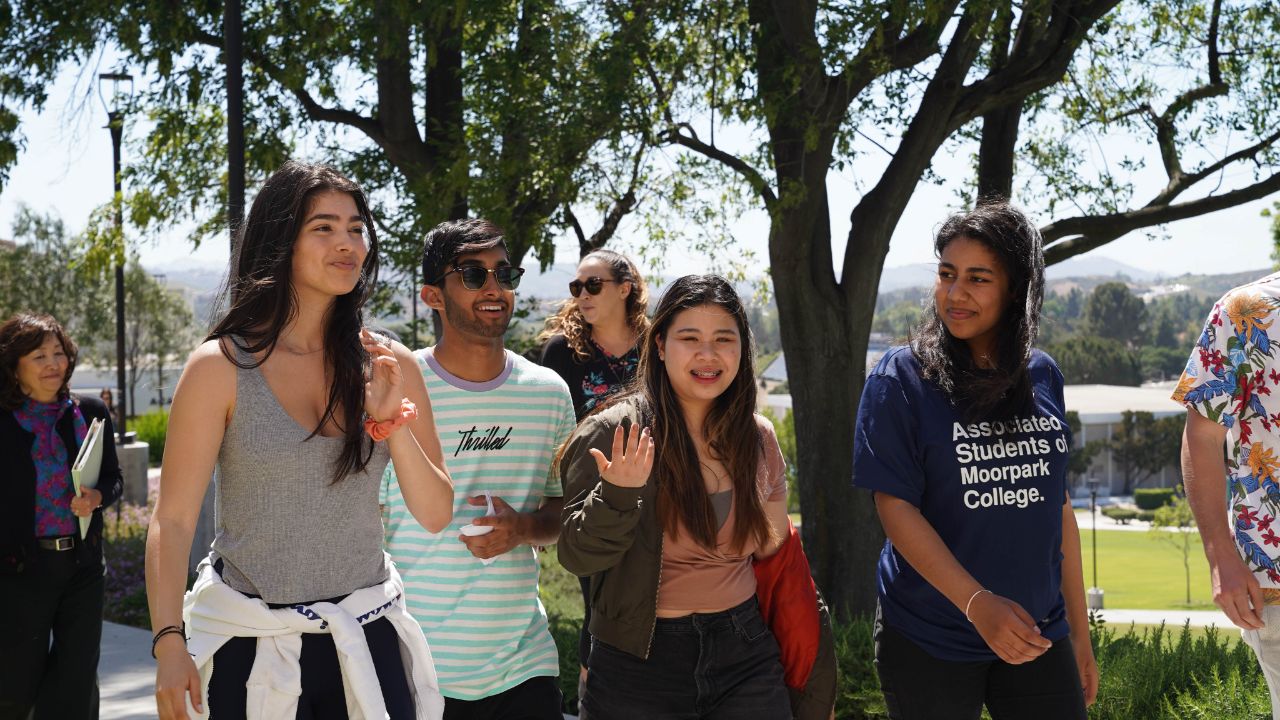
[459,524,494,537]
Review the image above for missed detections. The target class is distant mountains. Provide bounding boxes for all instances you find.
[146,255,1271,317]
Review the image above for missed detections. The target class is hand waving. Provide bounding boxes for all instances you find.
[362,329,403,421]
[588,424,654,489]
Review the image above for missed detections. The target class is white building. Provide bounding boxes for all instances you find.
[1064,382,1185,497]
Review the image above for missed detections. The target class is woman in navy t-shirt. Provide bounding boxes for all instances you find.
[853,201,1096,719]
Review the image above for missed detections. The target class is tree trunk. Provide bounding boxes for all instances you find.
[977,103,1021,200]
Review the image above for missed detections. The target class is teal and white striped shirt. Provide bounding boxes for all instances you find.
[381,347,574,700]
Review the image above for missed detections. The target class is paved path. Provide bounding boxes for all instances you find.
[99,622,578,719]
[1092,607,1235,629]
[100,622,156,719]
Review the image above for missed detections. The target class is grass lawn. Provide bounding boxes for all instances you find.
[1080,528,1215,610]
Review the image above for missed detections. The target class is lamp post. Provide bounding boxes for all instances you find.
[98,71,134,445]
[1086,474,1104,610]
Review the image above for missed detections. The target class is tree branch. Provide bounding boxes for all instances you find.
[192,29,384,143]
[564,205,589,255]
[665,125,778,212]
[1042,171,1280,264]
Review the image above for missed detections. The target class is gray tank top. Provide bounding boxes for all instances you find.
[210,349,391,604]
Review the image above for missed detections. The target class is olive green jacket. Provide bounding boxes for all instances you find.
[557,399,663,659]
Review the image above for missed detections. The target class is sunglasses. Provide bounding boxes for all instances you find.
[569,277,617,298]
[438,265,525,291]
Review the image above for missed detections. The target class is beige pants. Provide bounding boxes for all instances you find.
[1241,604,1280,719]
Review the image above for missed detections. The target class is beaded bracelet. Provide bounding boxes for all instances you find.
[364,398,419,441]
[151,624,186,658]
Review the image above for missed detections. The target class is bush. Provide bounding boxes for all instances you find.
[1102,507,1139,524]
[103,498,153,628]
[1135,488,1176,510]
[133,409,168,465]
[1137,509,1158,522]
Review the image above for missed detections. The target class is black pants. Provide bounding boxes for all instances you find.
[0,545,103,720]
[583,597,791,720]
[874,617,1086,720]
[441,676,563,720]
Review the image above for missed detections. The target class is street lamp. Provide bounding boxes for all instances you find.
[1086,474,1104,610]
[98,71,133,445]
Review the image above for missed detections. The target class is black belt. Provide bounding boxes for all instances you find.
[37,536,75,551]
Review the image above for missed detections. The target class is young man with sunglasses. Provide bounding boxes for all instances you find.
[380,219,576,719]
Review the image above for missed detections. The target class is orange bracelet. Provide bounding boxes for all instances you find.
[364,398,419,441]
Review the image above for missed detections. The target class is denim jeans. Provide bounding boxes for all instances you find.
[582,596,791,720]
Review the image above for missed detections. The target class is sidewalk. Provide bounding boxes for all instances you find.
[1092,607,1235,629]
[99,621,579,719]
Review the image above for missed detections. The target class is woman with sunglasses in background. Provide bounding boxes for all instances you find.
[537,249,648,715]
[852,202,1095,719]
[558,274,792,719]
[145,161,454,719]
[539,250,649,420]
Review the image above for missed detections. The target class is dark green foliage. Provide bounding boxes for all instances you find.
[1135,488,1177,510]
[133,409,167,465]
[1110,413,1184,494]
[1102,507,1138,524]
[1047,336,1142,386]
[1085,283,1147,345]
[1089,621,1267,719]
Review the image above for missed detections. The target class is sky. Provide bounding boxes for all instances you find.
[2,60,1274,283]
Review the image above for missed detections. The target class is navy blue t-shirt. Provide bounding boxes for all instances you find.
[852,346,1071,662]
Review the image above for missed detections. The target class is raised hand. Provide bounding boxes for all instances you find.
[362,329,403,422]
[588,423,654,489]
[967,592,1053,664]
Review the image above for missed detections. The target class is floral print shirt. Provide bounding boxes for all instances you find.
[580,341,639,417]
[14,397,86,537]
[1175,272,1280,599]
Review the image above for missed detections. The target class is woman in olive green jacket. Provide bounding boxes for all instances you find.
[559,274,794,720]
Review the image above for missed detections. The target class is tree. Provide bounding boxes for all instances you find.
[1084,281,1146,345]
[636,0,1280,616]
[10,0,1280,618]
[1107,410,1183,494]
[1046,335,1141,385]
[1064,411,1104,483]
[0,2,661,274]
[1149,486,1198,606]
[117,263,196,413]
[0,206,113,347]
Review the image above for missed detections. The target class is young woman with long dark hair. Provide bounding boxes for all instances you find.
[853,201,1097,719]
[145,160,454,720]
[558,274,792,719]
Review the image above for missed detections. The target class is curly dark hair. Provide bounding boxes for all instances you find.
[0,313,78,410]
[909,200,1045,423]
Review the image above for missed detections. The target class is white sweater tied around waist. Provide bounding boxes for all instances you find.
[181,554,444,719]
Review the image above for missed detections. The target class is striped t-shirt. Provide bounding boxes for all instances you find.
[380,347,575,700]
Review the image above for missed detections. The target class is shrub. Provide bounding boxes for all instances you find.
[133,409,168,465]
[1137,509,1158,522]
[103,497,153,628]
[1135,488,1176,510]
[1102,507,1139,524]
